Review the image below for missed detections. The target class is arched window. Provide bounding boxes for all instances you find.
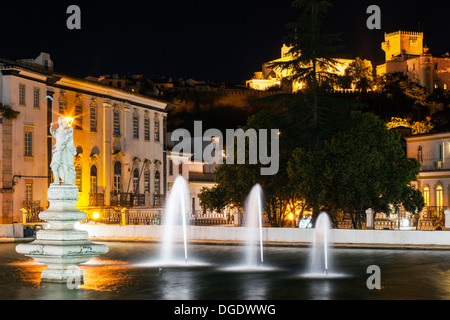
[154,170,160,195]
[133,112,139,139]
[168,159,173,176]
[75,104,83,130]
[75,165,82,191]
[154,117,160,142]
[423,186,430,207]
[113,110,120,136]
[436,185,443,209]
[59,99,67,115]
[90,103,97,132]
[114,161,121,193]
[144,116,150,141]
[90,165,97,194]
[133,168,140,194]
[144,170,150,193]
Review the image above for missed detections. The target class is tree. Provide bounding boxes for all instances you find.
[198,107,305,227]
[344,57,373,92]
[374,72,444,121]
[198,93,362,227]
[288,112,423,228]
[269,0,342,129]
[386,117,434,135]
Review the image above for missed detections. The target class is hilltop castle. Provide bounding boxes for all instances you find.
[376,30,450,92]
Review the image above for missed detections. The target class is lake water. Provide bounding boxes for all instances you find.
[2,241,450,300]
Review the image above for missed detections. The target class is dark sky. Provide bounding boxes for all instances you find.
[1,0,449,83]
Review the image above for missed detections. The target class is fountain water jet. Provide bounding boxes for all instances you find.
[302,212,346,278]
[135,176,209,268]
[309,212,331,276]
[244,184,264,268]
[223,184,276,272]
[159,175,190,266]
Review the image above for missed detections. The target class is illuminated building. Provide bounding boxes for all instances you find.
[405,132,450,230]
[167,135,234,222]
[246,44,369,92]
[0,53,171,224]
[376,30,450,92]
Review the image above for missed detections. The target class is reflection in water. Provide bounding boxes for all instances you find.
[239,273,267,300]
[160,268,195,300]
[3,243,450,299]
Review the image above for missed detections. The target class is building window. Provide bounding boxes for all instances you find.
[144,170,150,193]
[113,161,122,193]
[144,117,150,141]
[179,162,183,176]
[435,63,438,70]
[154,119,160,142]
[33,88,40,108]
[133,168,140,194]
[169,159,173,176]
[133,113,139,139]
[59,100,67,115]
[113,111,120,136]
[24,131,33,157]
[19,84,26,105]
[154,170,160,195]
[444,84,448,90]
[436,185,443,208]
[417,146,423,163]
[75,165,82,191]
[90,104,97,132]
[74,104,82,130]
[90,165,97,194]
[25,181,33,203]
[423,186,430,207]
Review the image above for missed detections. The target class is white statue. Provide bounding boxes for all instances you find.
[50,117,77,185]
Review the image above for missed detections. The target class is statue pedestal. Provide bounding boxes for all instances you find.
[16,185,108,284]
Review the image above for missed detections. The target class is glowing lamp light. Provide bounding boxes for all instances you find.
[64,117,74,127]
[288,213,294,221]
[93,212,100,220]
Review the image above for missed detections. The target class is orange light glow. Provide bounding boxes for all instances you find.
[64,117,74,127]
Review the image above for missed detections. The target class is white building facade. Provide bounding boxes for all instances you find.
[0,53,170,224]
[405,132,450,230]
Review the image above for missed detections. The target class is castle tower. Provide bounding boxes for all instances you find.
[418,46,434,91]
[382,31,424,61]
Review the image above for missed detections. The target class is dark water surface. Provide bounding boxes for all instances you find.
[1,242,450,300]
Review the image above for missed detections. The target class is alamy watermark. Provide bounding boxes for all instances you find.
[366,265,381,290]
[67,5,81,30]
[366,5,381,30]
[171,121,280,176]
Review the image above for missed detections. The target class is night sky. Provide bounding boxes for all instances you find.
[1,0,448,83]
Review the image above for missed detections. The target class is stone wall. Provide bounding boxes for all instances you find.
[77,224,450,248]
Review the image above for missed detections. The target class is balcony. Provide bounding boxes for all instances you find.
[89,192,105,207]
[110,192,164,208]
[419,158,450,172]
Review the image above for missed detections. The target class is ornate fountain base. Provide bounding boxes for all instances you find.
[16,184,109,284]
